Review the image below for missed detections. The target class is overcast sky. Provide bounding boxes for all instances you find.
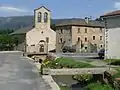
[0,0,120,19]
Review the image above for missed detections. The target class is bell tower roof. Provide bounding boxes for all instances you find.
[34,6,51,12]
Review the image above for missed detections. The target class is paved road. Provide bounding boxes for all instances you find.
[0,51,50,90]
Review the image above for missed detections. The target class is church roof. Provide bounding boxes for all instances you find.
[11,25,34,35]
[34,6,51,12]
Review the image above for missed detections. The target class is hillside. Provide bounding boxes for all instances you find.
[0,16,34,30]
[0,16,67,30]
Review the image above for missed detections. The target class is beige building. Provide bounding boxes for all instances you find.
[101,10,120,59]
[56,18,105,53]
[11,6,56,53]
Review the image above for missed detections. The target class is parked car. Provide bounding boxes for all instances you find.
[98,49,105,58]
[62,46,76,53]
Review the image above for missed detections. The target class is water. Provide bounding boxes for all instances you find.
[52,75,86,90]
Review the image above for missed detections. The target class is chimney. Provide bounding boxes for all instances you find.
[85,17,90,24]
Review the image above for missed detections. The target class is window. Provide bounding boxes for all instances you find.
[78,37,80,41]
[85,47,87,50]
[78,28,80,33]
[100,28,102,32]
[69,29,71,34]
[94,44,97,47]
[44,12,48,23]
[38,12,42,22]
[46,37,49,43]
[100,36,102,40]
[31,44,35,46]
[85,37,87,42]
[60,38,62,43]
[93,36,95,40]
[100,45,103,48]
[41,31,43,34]
[61,29,63,34]
[85,28,87,33]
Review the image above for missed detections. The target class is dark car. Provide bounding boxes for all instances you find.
[62,46,76,53]
[98,49,105,58]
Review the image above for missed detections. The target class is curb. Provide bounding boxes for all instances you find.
[42,75,60,90]
[26,56,60,90]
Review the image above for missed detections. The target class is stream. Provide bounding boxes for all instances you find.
[52,75,86,90]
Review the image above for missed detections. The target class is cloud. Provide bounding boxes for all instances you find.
[0,5,31,13]
[114,2,120,9]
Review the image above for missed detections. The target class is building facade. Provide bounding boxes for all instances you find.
[56,18,105,53]
[11,6,56,54]
[26,6,56,53]
[101,10,120,59]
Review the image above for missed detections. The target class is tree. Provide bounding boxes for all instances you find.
[0,35,19,51]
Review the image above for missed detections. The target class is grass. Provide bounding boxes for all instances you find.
[104,59,120,63]
[113,69,120,78]
[86,82,115,90]
[43,57,95,69]
[59,86,70,90]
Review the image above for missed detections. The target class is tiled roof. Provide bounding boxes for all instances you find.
[55,18,104,27]
[11,25,34,35]
[101,10,120,17]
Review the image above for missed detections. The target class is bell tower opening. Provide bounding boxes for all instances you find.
[44,12,48,23]
[38,12,42,23]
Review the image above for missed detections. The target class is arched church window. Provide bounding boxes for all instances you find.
[44,12,48,23]
[38,12,42,22]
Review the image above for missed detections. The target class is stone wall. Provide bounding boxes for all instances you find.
[43,68,108,75]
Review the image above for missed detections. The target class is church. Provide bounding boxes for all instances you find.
[11,6,56,53]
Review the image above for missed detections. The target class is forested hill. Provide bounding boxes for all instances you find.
[0,16,34,30]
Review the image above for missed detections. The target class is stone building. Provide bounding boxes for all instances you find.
[11,6,56,53]
[56,18,105,53]
[101,10,120,59]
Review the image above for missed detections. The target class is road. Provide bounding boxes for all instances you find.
[0,51,50,90]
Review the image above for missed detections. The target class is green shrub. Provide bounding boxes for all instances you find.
[113,69,120,78]
[104,59,120,65]
[59,86,70,90]
[73,74,93,82]
[86,82,115,90]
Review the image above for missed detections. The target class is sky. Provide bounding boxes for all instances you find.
[0,0,120,19]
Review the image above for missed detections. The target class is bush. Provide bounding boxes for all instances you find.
[104,59,120,65]
[59,86,70,90]
[73,74,93,82]
[113,69,120,78]
[86,82,115,90]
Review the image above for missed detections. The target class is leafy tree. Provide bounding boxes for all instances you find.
[0,35,19,51]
